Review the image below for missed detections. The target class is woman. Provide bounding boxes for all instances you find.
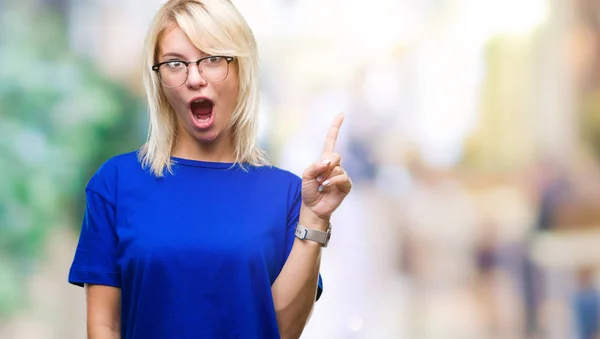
[68,0,352,338]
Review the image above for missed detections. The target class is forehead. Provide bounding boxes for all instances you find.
[158,23,209,58]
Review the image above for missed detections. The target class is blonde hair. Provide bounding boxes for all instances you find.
[138,0,269,176]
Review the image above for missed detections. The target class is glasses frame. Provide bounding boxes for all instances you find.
[151,55,235,88]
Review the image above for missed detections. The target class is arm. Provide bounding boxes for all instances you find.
[272,114,352,338]
[86,284,121,339]
[271,206,327,339]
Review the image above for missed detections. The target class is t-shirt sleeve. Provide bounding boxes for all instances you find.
[284,176,324,301]
[68,167,120,288]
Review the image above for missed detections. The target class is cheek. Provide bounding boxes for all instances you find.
[225,83,239,110]
[163,89,186,112]
[162,89,176,106]
[214,84,238,116]
[223,68,239,108]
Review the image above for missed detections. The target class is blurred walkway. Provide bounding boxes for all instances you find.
[2,178,595,339]
[0,228,86,339]
[302,184,409,339]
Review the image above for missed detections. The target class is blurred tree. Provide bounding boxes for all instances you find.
[0,3,145,318]
[577,0,600,160]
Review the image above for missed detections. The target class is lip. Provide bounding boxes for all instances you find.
[188,95,214,109]
[188,96,215,130]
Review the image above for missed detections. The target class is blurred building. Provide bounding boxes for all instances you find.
[3,0,600,338]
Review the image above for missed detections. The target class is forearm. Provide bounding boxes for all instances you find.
[87,325,121,339]
[271,205,328,339]
[85,284,121,339]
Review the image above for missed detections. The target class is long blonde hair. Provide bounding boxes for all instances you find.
[138,0,269,176]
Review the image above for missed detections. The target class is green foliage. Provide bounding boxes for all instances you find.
[0,5,145,317]
[580,90,600,158]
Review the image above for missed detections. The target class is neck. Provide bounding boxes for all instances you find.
[172,130,236,163]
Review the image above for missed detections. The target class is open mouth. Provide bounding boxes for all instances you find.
[190,98,214,122]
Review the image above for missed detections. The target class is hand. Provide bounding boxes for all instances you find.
[301,114,353,222]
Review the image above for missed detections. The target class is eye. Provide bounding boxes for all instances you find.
[206,56,223,64]
[165,60,186,69]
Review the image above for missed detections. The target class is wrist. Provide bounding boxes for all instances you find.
[299,204,330,232]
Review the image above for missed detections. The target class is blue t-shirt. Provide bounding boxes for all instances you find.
[68,151,323,338]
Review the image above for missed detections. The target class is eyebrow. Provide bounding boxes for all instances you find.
[161,52,209,60]
[161,52,187,60]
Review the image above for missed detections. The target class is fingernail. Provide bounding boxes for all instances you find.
[322,159,331,165]
[322,179,331,186]
[317,176,323,183]
[318,185,324,193]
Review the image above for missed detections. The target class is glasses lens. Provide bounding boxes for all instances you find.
[199,56,229,83]
[158,61,187,87]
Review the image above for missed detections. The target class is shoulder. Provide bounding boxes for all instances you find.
[99,150,142,171]
[250,164,301,186]
[249,165,302,205]
[91,151,142,180]
[86,150,143,199]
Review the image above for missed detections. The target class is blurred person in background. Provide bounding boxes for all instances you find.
[473,219,501,337]
[573,267,600,339]
[66,0,352,338]
[523,160,570,338]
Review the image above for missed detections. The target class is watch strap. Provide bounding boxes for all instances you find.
[295,223,332,247]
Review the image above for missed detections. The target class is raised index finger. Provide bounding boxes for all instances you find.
[322,113,345,154]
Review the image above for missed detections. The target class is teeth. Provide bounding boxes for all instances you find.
[193,99,205,104]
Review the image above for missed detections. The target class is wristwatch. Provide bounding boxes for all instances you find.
[294,223,332,248]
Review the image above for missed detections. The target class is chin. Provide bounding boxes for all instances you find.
[192,128,221,144]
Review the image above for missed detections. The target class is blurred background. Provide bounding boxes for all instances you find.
[2,0,600,338]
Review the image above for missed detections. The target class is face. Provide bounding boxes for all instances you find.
[157,24,239,148]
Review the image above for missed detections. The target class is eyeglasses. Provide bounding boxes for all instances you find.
[151,55,235,88]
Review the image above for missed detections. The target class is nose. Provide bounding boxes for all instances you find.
[186,63,207,89]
